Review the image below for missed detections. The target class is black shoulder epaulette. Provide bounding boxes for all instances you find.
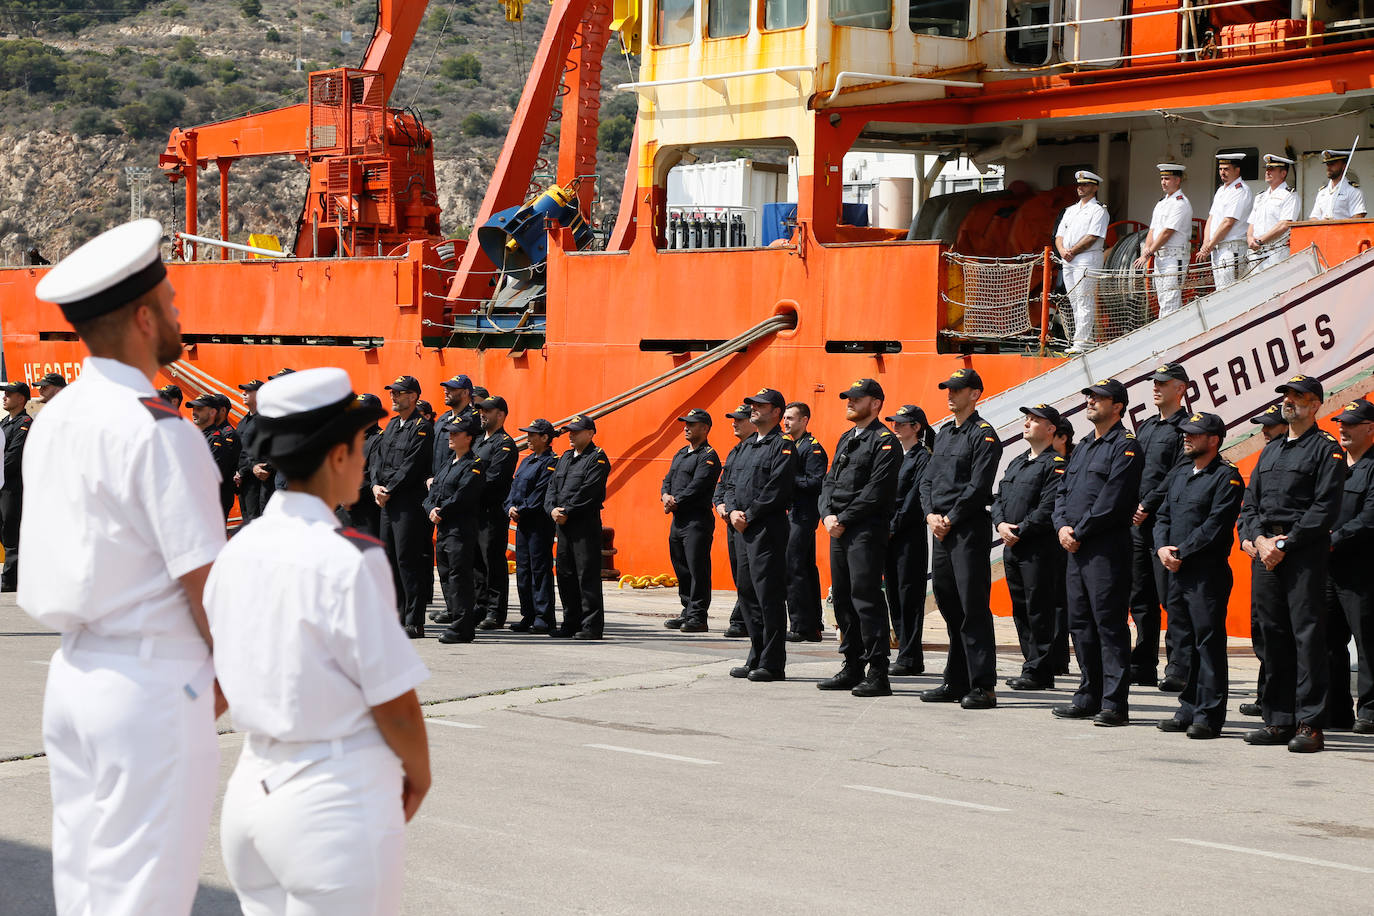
[338,527,383,552]
[139,396,182,421]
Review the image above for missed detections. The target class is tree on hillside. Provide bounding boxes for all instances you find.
[441,53,481,82]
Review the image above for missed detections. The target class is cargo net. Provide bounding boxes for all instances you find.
[941,253,1038,339]
[1057,257,1220,347]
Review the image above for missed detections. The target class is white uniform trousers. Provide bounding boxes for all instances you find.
[1063,251,1103,346]
[1152,247,1188,318]
[1210,238,1248,290]
[43,635,219,916]
[222,735,406,916]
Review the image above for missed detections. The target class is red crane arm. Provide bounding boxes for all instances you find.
[359,0,432,102]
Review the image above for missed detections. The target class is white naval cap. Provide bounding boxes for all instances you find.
[34,218,166,324]
[1215,152,1246,165]
[1157,163,1186,175]
[1322,148,1351,163]
[1262,153,1294,168]
[254,367,387,460]
[1074,170,1102,184]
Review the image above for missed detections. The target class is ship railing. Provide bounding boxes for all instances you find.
[940,251,1044,341]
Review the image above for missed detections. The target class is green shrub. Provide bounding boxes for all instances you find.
[598,114,633,155]
[440,53,480,82]
[72,107,118,137]
[460,111,501,137]
[240,0,262,18]
[117,101,155,139]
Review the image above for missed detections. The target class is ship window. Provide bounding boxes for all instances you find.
[1005,1,1052,63]
[830,0,891,30]
[764,0,807,29]
[909,0,968,36]
[656,0,696,45]
[708,0,750,36]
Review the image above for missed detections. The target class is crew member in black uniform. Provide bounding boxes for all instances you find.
[1324,398,1374,734]
[993,404,1068,691]
[1129,362,1191,691]
[373,375,434,638]
[0,381,31,591]
[433,374,477,473]
[335,392,384,536]
[507,418,560,632]
[429,413,486,644]
[1050,417,1076,675]
[157,383,182,409]
[1154,412,1245,739]
[1052,378,1143,726]
[920,368,1004,709]
[714,405,753,639]
[724,388,794,680]
[233,378,267,523]
[189,392,241,520]
[782,401,828,642]
[816,379,900,696]
[546,415,610,638]
[1239,404,1290,717]
[885,403,932,677]
[473,395,520,628]
[1238,375,1345,753]
[662,408,722,633]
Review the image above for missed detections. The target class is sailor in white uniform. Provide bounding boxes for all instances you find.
[206,367,431,916]
[1309,148,1367,220]
[1247,153,1301,270]
[1197,152,1253,291]
[23,219,227,916]
[1133,163,1193,318]
[1054,170,1110,354]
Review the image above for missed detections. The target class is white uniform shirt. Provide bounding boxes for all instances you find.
[1149,192,1193,250]
[1248,184,1301,243]
[1208,178,1253,243]
[205,491,429,743]
[18,357,225,638]
[1055,199,1110,254]
[1310,181,1367,220]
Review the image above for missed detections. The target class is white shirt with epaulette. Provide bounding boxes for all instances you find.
[1248,184,1301,241]
[1208,178,1253,243]
[1055,198,1110,253]
[1310,180,1366,220]
[1149,192,1193,249]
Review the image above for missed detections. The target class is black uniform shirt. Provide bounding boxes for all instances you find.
[1154,456,1245,562]
[1238,424,1346,550]
[0,411,32,491]
[423,450,484,533]
[713,440,745,510]
[818,421,900,527]
[1052,421,1144,542]
[433,404,477,470]
[373,413,434,499]
[789,432,829,520]
[506,448,558,517]
[1135,410,1188,514]
[235,412,260,483]
[661,443,722,517]
[206,421,242,498]
[919,410,1003,527]
[889,444,931,537]
[545,443,611,523]
[992,449,1066,540]
[474,428,520,510]
[1331,451,1374,556]
[723,426,794,521]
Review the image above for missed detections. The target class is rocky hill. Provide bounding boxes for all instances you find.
[0,0,638,262]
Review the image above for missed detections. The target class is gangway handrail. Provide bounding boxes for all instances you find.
[167,358,248,421]
[176,232,291,260]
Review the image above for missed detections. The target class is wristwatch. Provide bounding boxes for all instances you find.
[1275,537,1288,551]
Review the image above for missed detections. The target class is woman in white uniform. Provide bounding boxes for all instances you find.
[206,368,431,916]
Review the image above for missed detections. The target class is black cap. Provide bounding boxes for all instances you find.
[840,378,885,400]
[477,395,508,412]
[471,386,489,400]
[563,414,597,433]
[1333,399,1374,424]
[938,368,983,390]
[1179,411,1226,437]
[1148,362,1190,383]
[447,413,483,436]
[1019,403,1062,424]
[186,393,215,408]
[1249,404,1287,427]
[4,381,31,397]
[38,372,67,388]
[1276,374,1323,399]
[356,393,383,410]
[725,404,751,420]
[415,399,434,416]
[1054,418,1075,439]
[743,388,785,409]
[385,375,421,394]
[1082,378,1129,405]
[677,408,712,425]
[269,367,296,380]
[440,374,473,391]
[884,404,928,426]
[238,378,265,392]
[519,418,559,437]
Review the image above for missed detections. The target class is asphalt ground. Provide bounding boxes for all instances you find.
[2,585,1372,915]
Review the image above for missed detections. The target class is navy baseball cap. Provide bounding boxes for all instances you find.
[269,367,296,379]
[885,404,928,425]
[841,378,885,400]
[725,404,751,420]
[743,388,785,409]
[38,372,67,388]
[4,381,31,397]
[440,374,473,391]
[1179,411,1226,437]
[938,368,983,390]
[1276,374,1323,399]
[1020,403,1062,424]
[385,375,421,394]
[678,408,712,425]
[477,395,508,412]
[238,378,266,392]
[1148,362,1190,383]
[186,393,214,408]
[1333,399,1374,424]
[471,386,489,400]
[563,414,597,433]
[519,418,559,437]
[356,392,383,410]
[1250,405,1287,427]
[447,413,482,436]
[1082,378,1129,405]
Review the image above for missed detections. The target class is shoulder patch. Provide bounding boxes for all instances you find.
[418,430,428,437]
[1124,450,1136,457]
[880,430,893,437]
[139,396,182,421]
[979,422,991,429]
[1321,431,1337,440]
[1053,455,1065,462]
[984,436,996,442]
[338,527,383,552]
[1228,478,1241,485]
[1124,432,1136,439]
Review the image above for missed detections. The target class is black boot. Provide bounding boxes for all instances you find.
[817,665,864,691]
[851,667,893,698]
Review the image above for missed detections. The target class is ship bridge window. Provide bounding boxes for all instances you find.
[909,0,968,36]
[656,0,696,45]
[764,0,807,29]
[708,0,750,36]
[830,0,891,30]
[1005,0,1052,63]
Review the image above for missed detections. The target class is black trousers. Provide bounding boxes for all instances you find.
[668,513,713,625]
[1129,524,1191,679]
[239,478,266,524]
[736,513,788,673]
[436,526,478,639]
[1325,563,1374,726]
[832,520,890,671]
[786,513,823,635]
[380,496,434,630]
[1252,540,1329,727]
[515,514,557,630]
[930,520,996,692]
[1066,530,1133,713]
[1004,535,1059,684]
[725,522,744,628]
[1172,556,1233,730]
[884,526,927,670]
[555,517,604,636]
[0,487,19,590]
[1051,549,1071,672]
[474,506,510,624]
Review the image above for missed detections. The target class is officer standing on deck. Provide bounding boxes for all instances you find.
[428,414,486,644]
[1323,399,1374,735]
[24,218,227,916]
[1238,375,1345,753]
[1310,149,1367,220]
[189,392,241,521]
[662,408,722,633]
[782,401,828,642]
[1133,163,1192,318]
[1197,153,1253,291]
[1247,154,1300,270]
[1055,170,1109,355]
[0,381,31,591]
[1052,378,1143,727]
[546,415,611,638]
[373,375,434,638]
[885,404,932,678]
[993,404,1068,691]
[714,404,753,639]
[507,418,560,633]
[473,395,519,629]
[1128,363,1191,692]
[816,379,900,697]
[920,368,1003,709]
[1239,404,1290,718]
[233,379,267,523]
[1154,412,1245,739]
[725,388,795,681]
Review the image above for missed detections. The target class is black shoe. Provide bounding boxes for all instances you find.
[748,668,785,682]
[889,662,925,677]
[852,671,893,698]
[1158,675,1187,693]
[729,666,754,679]
[1354,718,1374,735]
[0,583,15,593]
[430,612,454,625]
[437,628,473,644]
[549,629,575,639]
[509,621,533,632]
[784,630,805,642]
[960,688,997,709]
[476,617,501,631]
[573,630,601,640]
[723,624,747,638]
[1244,724,1296,745]
[1288,723,1324,753]
[1005,676,1052,690]
[1131,669,1158,687]
[404,625,425,639]
[1054,665,1071,676]
[1157,717,1188,733]
[801,630,823,642]
[920,683,963,703]
[679,621,708,633]
[1052,704,1098,719]
[664,617,685,629]
[1093,709,1129,727]
[817,666,864,691]
[1238,702,1262,717]
[532,623,551,634]
[1186,723,1219,740]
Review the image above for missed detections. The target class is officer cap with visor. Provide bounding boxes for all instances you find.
[34,218,166,325]
[938,368,983,391]
[678,408,712,426]
[744,388,785,409]
[1332,399,1374,424]
[841,378,885,400]
[1148,362,1190,383]
[519,418,560,437]
[1250,404,1287,427]
[1082,378,1129,405]
[562,414,597,433]
[1019,403,1062,424]
[477,395,508,412]
[724,404,751,420]
[251,368,387,463]
[1276,374,1323,400]
[886,404,929,425]
[1178,412,1226,437]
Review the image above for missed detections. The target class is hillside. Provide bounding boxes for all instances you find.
[0,0,638,261]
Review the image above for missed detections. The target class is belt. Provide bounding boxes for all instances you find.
[247,729,387,794]
[65,630,209,662]
[1155,246,1187,256]
[1262,525,1287,537]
